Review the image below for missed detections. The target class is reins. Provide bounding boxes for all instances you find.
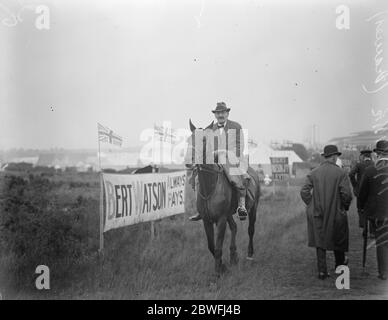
[196,165,223,201]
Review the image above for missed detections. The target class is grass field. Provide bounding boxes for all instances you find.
[0,171,387,300]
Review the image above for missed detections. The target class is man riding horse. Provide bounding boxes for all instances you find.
[189,102,250,221]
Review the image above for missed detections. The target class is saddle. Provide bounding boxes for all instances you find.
[222,165,260,213]
[188,165,260,212]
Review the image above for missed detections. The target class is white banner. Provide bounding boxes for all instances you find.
[102,171,186,232]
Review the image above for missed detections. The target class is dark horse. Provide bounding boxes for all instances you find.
[188,120,261,275]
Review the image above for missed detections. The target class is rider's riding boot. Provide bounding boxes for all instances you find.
[189,213,202,221]
[237,196,248,221]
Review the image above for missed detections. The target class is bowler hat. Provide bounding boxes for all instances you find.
[373,140,388,153]
[321,145,342,158]
[212,102,231,113]
[360,149,372,155]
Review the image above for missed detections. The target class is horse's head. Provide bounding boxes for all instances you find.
[187,119,218,168]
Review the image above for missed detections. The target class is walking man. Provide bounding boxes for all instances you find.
[358,140,388,280]
[349,150,375,235]
[300,145,353,279]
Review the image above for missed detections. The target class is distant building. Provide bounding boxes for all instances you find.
[8,156,39,166]
[4,162,33,172]
[248,142,303,177]
[36,152,98,171]
[330,125,388,150]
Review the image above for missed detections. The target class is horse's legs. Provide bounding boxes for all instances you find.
[227,215,238,265]
[215,215,227,274]
[203,219,215,257]
[247,202,258,259]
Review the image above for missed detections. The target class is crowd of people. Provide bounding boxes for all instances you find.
[300,141,388,280]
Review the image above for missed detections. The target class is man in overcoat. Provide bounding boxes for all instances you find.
[358,140,388,280]
[300,145,353,279]
[349,150,374,232]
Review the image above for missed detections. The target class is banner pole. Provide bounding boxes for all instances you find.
[150,221,155,241]
[99,173,104,253]
[97,124,104,254]
[272,179,276,197]
[150,165,156,241]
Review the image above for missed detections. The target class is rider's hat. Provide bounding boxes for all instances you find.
[212,102,231,113]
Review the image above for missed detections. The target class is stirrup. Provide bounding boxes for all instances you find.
[189,214,202,221]
[237,206,248,221]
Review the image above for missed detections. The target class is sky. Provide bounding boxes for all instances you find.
[1,0,388,150]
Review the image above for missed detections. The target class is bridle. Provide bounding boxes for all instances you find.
[186,131,223,203]
[195,164,222,201]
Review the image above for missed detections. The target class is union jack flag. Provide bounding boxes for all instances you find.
[154,123,176,142]
[97,123,123,146]
[154,124,165,139]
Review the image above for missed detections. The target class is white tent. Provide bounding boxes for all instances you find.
[248,142,303,176]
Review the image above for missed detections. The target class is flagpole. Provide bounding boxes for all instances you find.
[97,123,104,255]
[98,124,102,170]
[153,123,156,167]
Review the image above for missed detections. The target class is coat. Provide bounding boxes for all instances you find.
[349,159,374,196]
[349,159,374,210]
[358,158,388,221]
[209,119,245,159]
[207,119,249,188]
[186,119,244,166]
[300,161,353,251]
